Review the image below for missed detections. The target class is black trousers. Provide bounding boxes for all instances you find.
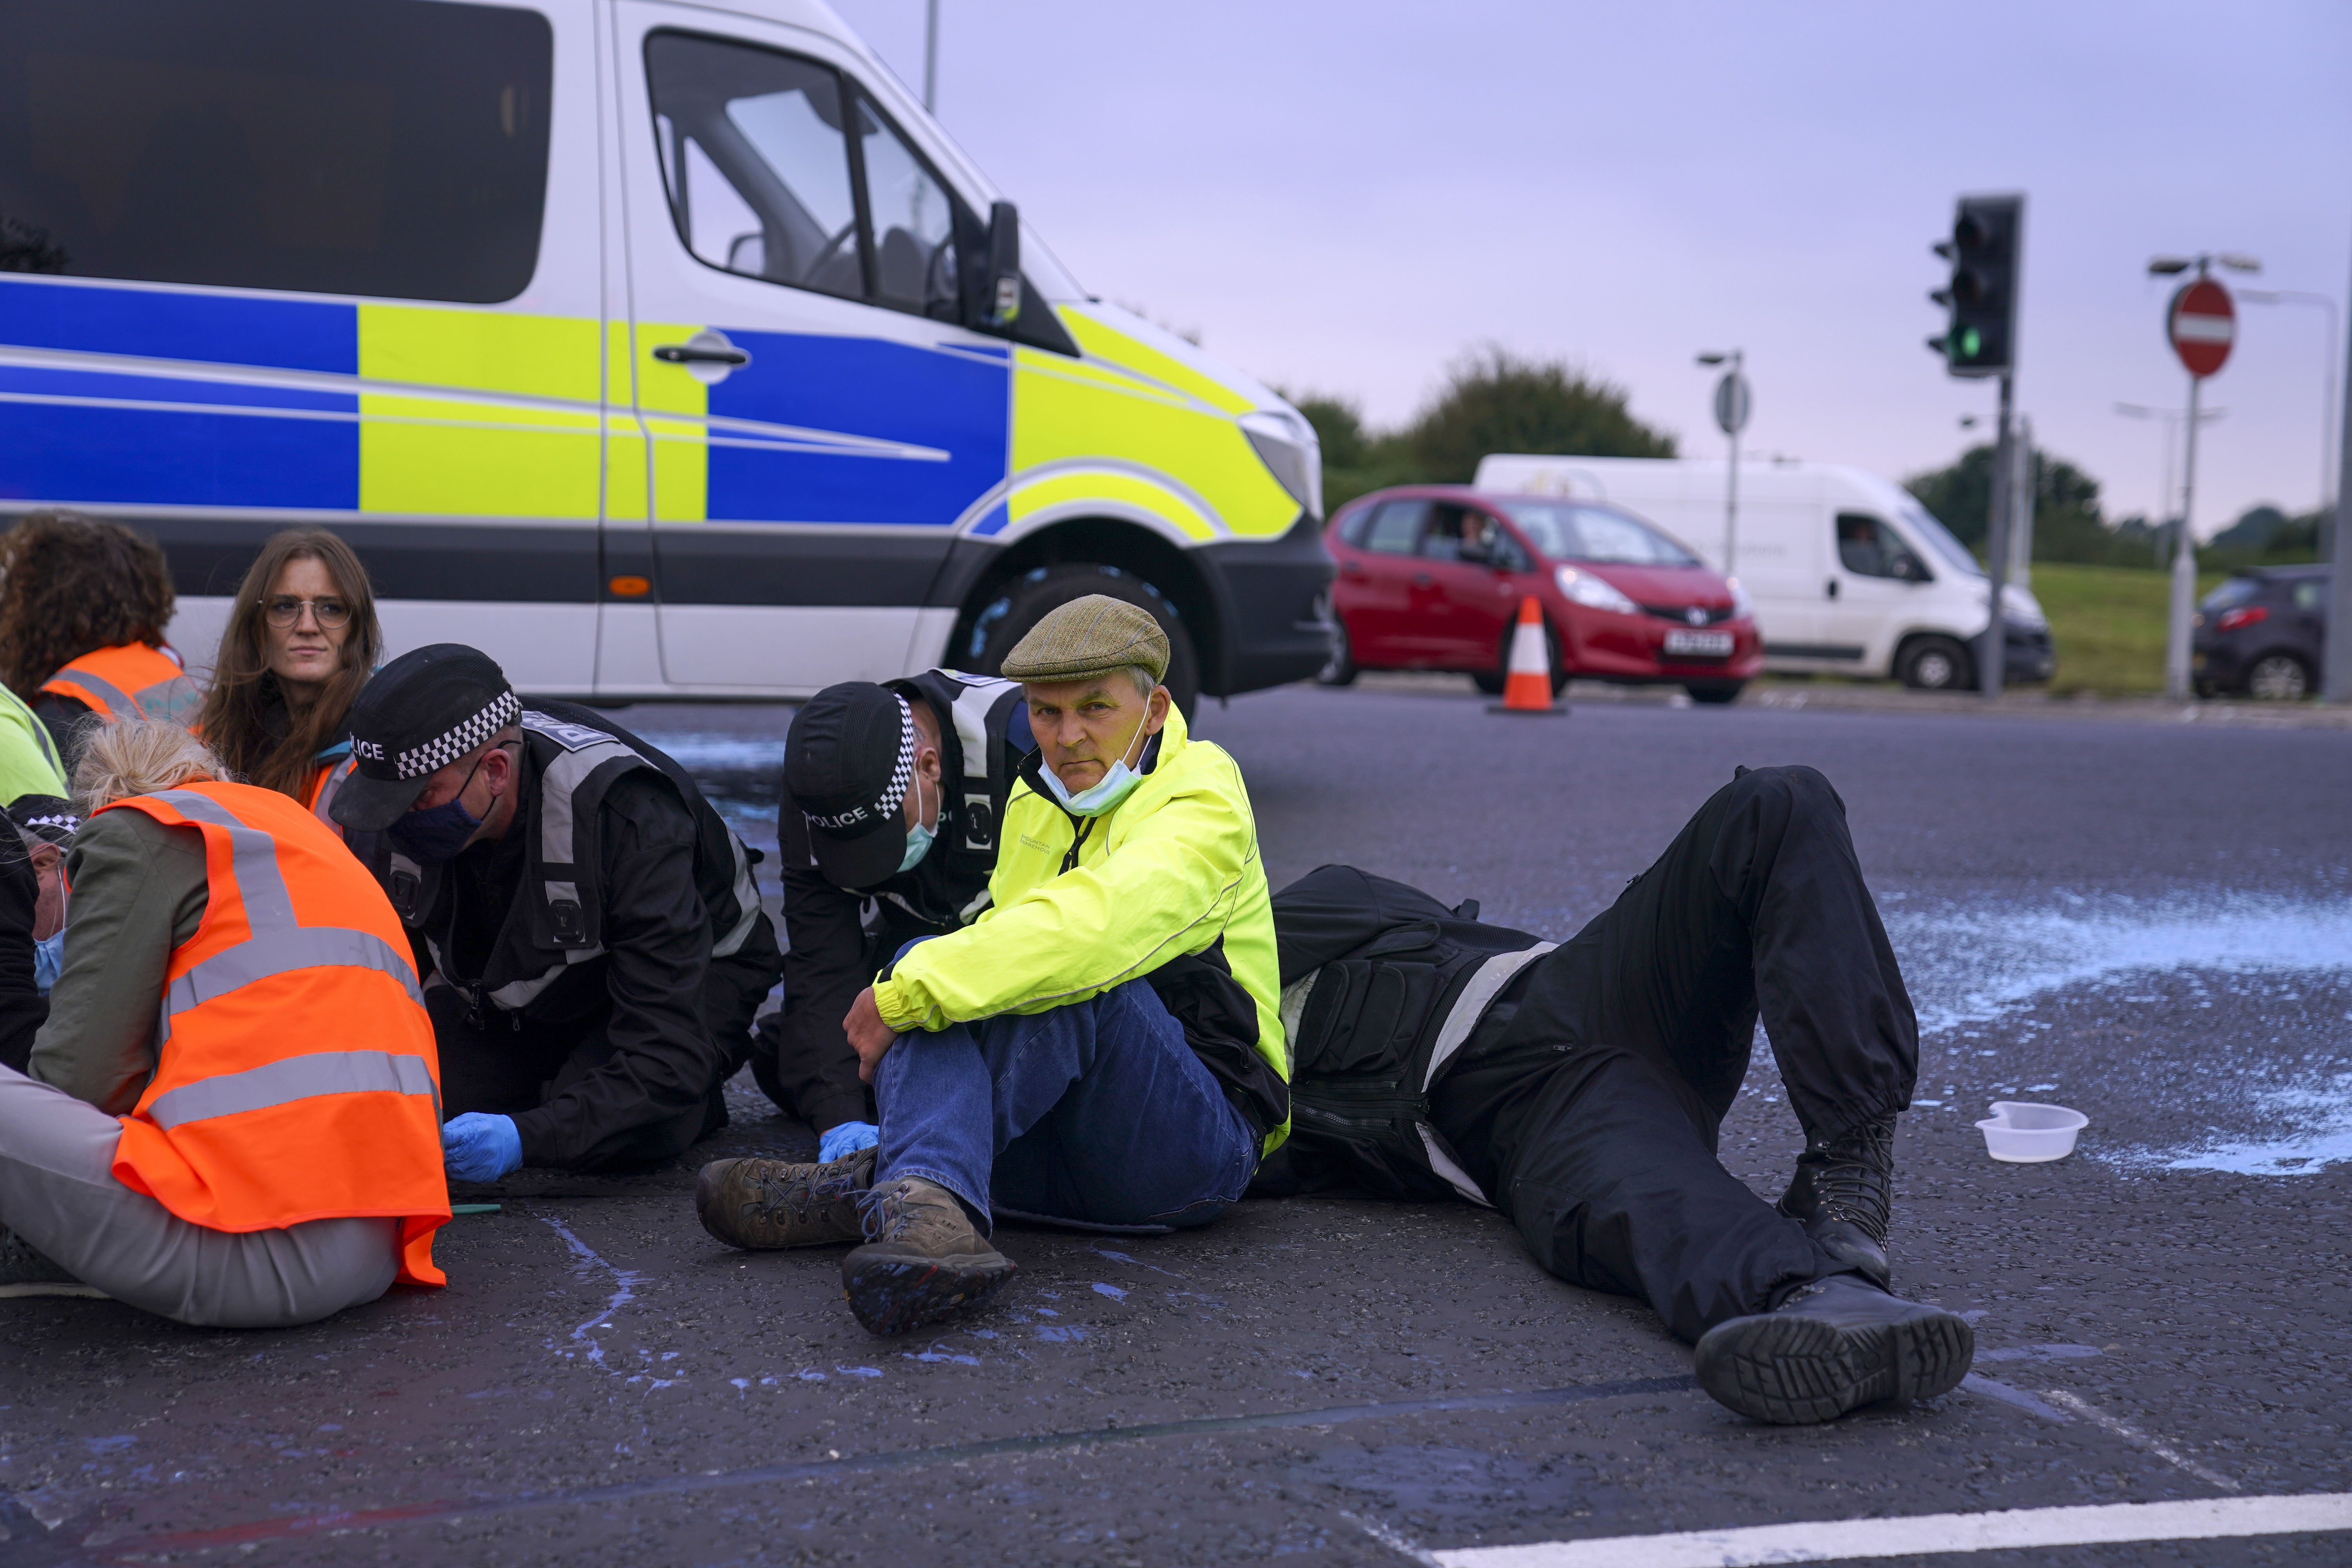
[1429,765,1918,1344]
[433,944,776,1172]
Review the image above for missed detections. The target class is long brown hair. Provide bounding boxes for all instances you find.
[0,510,177,701]
[195,530,383,800]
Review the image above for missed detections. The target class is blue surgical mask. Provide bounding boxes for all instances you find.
[33,927,64,996]
[896,774,935,873]
[388,795,483,864]
[1036,720,1151,818]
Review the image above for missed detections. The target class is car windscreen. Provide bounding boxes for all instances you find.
[1899,502,1986,579]
[1498,501,1697,566]
[2200,576,2262,612]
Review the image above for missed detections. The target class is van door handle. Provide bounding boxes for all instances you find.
[653,343,750,366]
[1826,578,1840,599]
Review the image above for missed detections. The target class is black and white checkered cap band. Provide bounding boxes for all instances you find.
[871,695,917,820]
[396,689,522,780]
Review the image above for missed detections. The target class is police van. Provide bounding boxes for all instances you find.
[0,0,1330,714]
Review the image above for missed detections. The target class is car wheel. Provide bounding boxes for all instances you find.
[2245,652,2312,702]
[960,563,1201,717]
[1898,635,1974,691]
[1316,619,1359,686]
[1684,681,1745,704]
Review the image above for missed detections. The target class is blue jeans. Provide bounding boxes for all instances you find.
[873,977,1260,1234]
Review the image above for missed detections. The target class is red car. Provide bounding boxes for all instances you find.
[1319,485,1764,702]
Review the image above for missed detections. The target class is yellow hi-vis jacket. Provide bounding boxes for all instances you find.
[871,703,1289,1152]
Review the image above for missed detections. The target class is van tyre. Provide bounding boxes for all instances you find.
[1896,635,1974,692]
[961,563,1201,716]
[1317,620,1358,686]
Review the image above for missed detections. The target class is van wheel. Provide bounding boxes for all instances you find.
[1898,635,1974,691]
[1684,681,1744,704]
[1317,621,1359,686]
[960,564,1201,717]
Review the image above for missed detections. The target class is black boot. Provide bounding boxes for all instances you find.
[1778,1112,1894,1287]
[1693,1273,1973,1425]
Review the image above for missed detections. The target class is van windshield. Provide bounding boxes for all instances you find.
[1900,503,1986,579]
[1499,501,1698,566]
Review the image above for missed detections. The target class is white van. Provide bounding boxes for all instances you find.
[1472,456,2052,690]
[0,0,1330,713]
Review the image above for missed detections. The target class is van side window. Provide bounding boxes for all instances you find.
[854,98,962,319]
[646,35,865,299]
[1363,501,1427,555]
[0,0,550,303]
[1836,513,1931,582]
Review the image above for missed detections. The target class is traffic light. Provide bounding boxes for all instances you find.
[1927,193,2024,378]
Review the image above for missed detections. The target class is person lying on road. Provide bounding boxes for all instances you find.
[695,595,1289,1338]
[0,719,447,1323]
[329,645,782,1182]
[750,668,1031,1159]
[1256,764,1973,1426]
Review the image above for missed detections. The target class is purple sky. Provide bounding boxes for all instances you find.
[832,0,2352,538]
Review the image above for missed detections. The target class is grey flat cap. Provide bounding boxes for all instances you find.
[1000,594,1170,684]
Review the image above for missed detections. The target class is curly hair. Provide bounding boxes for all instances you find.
[0,510,177,702]
[194,530,383,801]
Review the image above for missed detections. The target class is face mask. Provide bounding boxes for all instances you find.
[33,927,64,996]
[896,773,935,873]
[1037,718,1150,818]
[389,753,492,864]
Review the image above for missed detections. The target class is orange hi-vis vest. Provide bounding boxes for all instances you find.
[42,642,204,727]
[304,754,358,833]
[98,781,450,1287]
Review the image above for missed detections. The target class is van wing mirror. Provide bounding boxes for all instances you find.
[983,200,1021,330]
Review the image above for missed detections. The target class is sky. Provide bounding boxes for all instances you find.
[828,0,2352,538]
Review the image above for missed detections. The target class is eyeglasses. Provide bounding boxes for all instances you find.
[261,595,352,630]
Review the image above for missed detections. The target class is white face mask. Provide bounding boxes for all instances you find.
[1037,716,1151,817]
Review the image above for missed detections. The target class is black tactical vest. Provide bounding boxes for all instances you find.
[1272,865,1554,1204]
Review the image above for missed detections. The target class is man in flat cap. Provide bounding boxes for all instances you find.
[332,644,780,1180]
[696,596,1287,1337]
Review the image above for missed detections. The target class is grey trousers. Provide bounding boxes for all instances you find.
[0,1065,402,1328]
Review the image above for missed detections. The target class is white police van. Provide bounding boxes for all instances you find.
[0,0,1330,713]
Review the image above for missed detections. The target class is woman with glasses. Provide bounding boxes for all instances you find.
[0,511,198,779]
[193,530,383,830]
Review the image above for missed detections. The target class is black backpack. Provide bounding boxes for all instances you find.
[1267,865,1552,1203]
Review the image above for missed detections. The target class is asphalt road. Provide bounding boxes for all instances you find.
[4,681,2349,1566]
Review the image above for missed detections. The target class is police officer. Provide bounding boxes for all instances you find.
[751,671,1029,1160]
[330,645,781,1180]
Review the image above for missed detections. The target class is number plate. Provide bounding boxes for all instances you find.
[1663,629,1734,658]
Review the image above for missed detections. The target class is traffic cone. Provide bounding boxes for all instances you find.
[1490,597,1563,715]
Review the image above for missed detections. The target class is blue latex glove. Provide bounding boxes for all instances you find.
[442,1113,523,1182]
[819,1120,880,1163]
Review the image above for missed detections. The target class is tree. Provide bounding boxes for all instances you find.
[1409,347,1675,481]
[1904,443,2140,566]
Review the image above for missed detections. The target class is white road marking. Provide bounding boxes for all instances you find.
[1434,1493,2352,1567]
[2039,1388,2239,1490]
[1347,1510,1443,1567]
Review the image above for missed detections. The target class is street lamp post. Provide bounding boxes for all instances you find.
[2115,401,2228,566]
[924,0,940,112]
[2237,287,2341,558]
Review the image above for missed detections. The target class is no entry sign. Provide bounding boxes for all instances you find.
[2168,278,2236,378]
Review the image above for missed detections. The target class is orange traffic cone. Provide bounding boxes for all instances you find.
[1490,597,1563,715]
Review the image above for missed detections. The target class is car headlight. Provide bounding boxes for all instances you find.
[1726,576,1754,620]
[1555,564,1638,615]
[1240,408,1322,520]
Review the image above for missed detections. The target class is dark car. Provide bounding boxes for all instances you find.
[1320,486,1766,702]
[2193,565,2330,700]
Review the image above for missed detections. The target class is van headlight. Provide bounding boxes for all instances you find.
[1726,576,1754,619]
[1555,564,1638,615]
[1240,409,1323,520]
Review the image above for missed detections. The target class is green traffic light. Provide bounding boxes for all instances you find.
[1954,325,1982,361]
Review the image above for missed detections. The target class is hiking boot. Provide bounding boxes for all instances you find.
[840,1176,1016,1336]
[1693,1273,1973,1425]
[1778,1112,1895,1288]
[694,1145,877,1250]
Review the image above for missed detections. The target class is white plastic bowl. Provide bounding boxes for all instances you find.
[1976,1101,2089,1163]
